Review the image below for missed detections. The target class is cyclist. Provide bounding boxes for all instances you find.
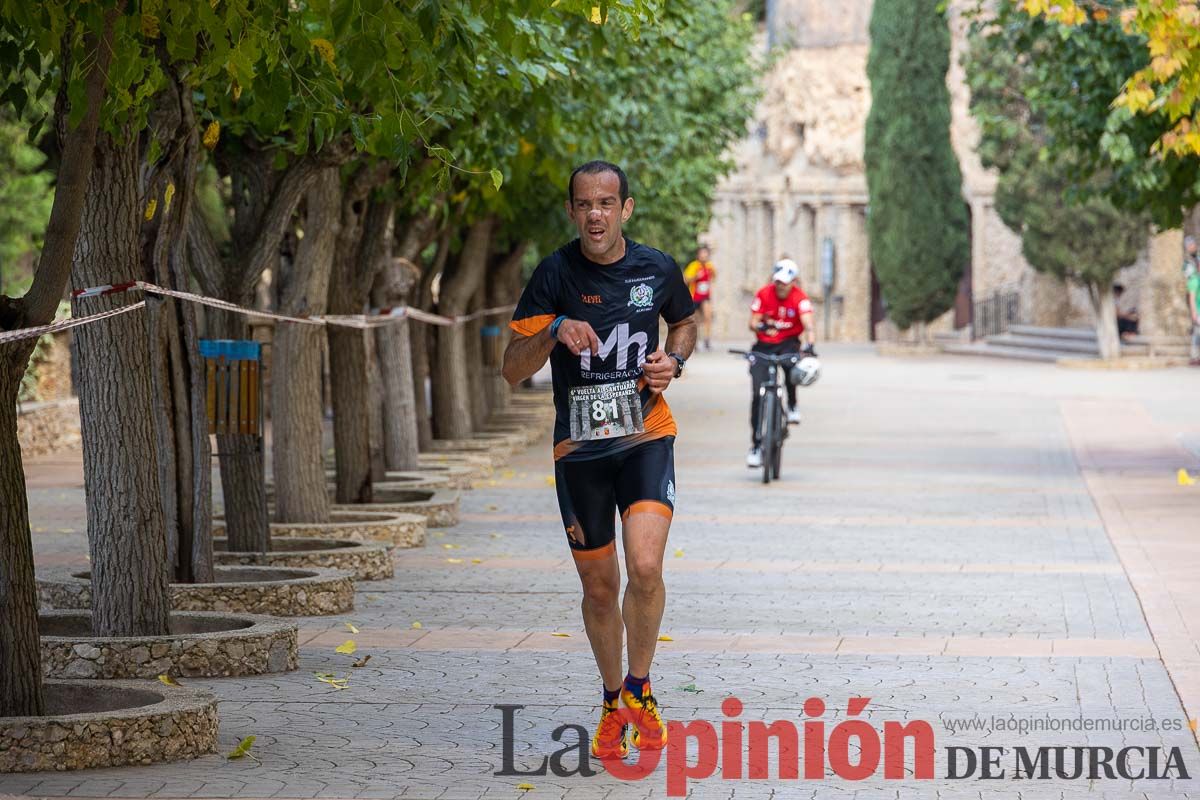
[501,160,697,760]
[683,245,717,350]
[746,258,815,468]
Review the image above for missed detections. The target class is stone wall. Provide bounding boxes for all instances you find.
[17,397,81,459]
[704,0,1173,342]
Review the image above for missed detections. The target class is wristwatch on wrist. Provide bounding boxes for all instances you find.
[668,352,686,378]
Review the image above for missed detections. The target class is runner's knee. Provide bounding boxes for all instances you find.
[626,556,664,592]
[580,570,620,608]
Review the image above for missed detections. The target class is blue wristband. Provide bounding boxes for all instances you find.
[548,315,568,339]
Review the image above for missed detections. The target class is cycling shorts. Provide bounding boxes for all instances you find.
[553,436,676,559]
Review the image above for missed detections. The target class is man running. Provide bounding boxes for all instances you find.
[746,258,815,468]
[502,160,697,759]
[683,245,717,350]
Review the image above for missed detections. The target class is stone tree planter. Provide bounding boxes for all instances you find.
[0,680,217,773]
[417,452,494,481]
[324,470,452,492]
[333,488,459,528]
[39,610,297,679]
[221,509,425,550]
[38,565,354,617]
[214,536,394,580]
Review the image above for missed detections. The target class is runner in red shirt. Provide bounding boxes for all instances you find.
[745,258,816,467]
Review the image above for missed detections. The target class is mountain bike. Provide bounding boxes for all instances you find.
[731,349,806,484]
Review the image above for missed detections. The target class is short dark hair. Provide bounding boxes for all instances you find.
[568,160,628,205]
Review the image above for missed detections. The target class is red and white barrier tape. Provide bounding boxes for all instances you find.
[1,280,516,344]
[71,281,513,328]
[0,301,147,345]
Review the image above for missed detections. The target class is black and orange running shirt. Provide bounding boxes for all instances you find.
[510,237,695,462]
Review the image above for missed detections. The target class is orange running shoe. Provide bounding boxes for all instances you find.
[590,700,629,759]
[621,681,667,750]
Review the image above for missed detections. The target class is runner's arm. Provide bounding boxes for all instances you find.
[502,318,601,385]
[750,311,766,334]
[502,329,556,386]
[664,313,697,360]
[643,314,697,394]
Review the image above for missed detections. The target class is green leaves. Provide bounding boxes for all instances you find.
[865,0,969,330]
[967,0,1200,228]
[965,0,1148,289]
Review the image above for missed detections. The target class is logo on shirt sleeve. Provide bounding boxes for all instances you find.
[628,283,654,308]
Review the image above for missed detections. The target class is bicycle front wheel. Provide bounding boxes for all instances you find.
[760,391,777,484]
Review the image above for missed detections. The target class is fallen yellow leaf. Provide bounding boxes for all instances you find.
[658,634,673,642]
[1179,468,1195,486]
[335,640,357,655]
[447,557,464,564]
[226,735,257,761]
[490,532,503,539]
[411,621,423,629]
[144,198,158,221]
[471,558,483,564]
[551,632,571,638]
[157,674,181,686]
[544,476,556,487]
[486,504,499,511]
[517,783,535,792]
[673,549,684,558]
[443,543,460,550]
[344,622,359,634]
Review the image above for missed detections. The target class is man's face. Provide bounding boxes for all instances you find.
[774,279,793,299]
[698,248,710,262]
[566,170,633,262]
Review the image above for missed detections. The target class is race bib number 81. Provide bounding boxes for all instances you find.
[568,380,644,441]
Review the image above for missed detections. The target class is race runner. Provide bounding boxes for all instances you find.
[683,245,717,350]
[501,160,697,759]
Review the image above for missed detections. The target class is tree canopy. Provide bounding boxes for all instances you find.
[865,0,970,330]
[1016,0,1200,227]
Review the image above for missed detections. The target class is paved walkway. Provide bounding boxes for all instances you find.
[5,345,1200,799]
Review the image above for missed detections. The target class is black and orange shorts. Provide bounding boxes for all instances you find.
[553,436,676,559]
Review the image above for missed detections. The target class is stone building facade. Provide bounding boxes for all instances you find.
[703,0,1186,342]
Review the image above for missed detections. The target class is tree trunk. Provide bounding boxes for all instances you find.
[72,134,170,638]
[484,242,529,415]
[143,79,212,583]
[411,232,450,449]
[272,169,339,525]
[0,355,43,718]
[188,146,343,553]
[432,218,494,440]
[371,258,422,471]
[0,5,120,717]
[365,331,387,481]
[1089,280,1121,361]
[464,287,488,430]
[328,190,393,504]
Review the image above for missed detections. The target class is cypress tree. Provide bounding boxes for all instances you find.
[864,0,970,330]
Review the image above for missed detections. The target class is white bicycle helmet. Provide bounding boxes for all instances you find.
[789,356,821,387]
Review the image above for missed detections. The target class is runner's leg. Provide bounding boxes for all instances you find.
[556,457,624,690]
[615,438,675,677]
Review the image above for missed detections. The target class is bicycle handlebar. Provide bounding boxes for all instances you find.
[728,348,802,364]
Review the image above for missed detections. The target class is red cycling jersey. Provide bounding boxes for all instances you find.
[751,285,813,345]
